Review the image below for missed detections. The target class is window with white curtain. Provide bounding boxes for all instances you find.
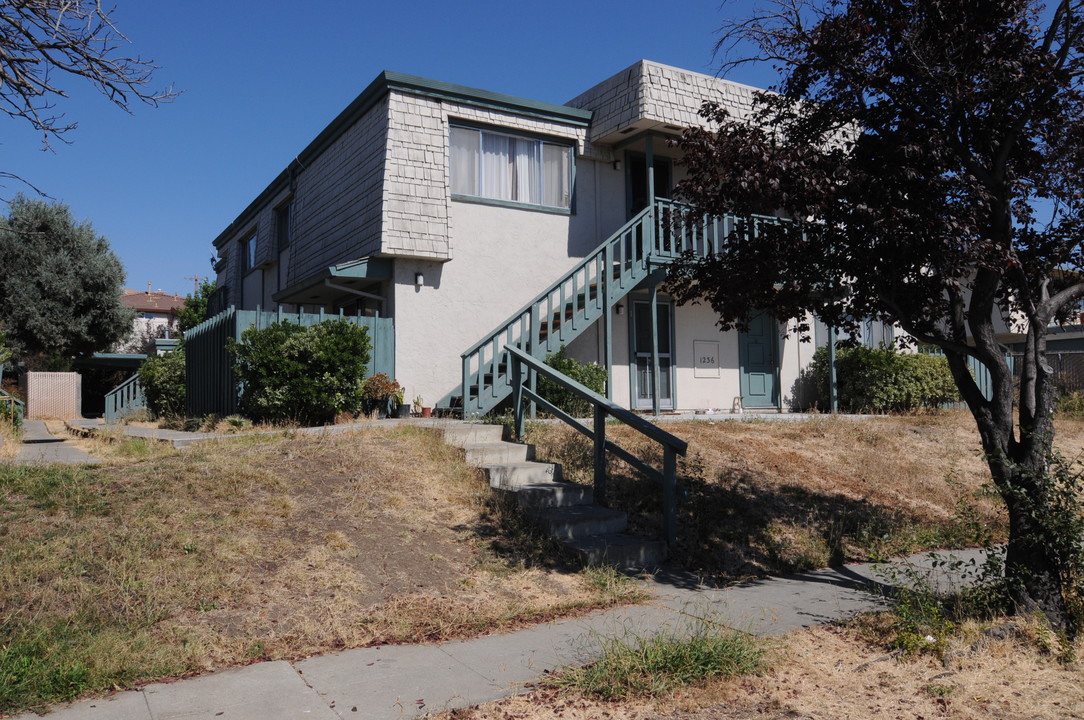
[450,125,572,210]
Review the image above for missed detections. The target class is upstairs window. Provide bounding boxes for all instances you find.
[450,125,572,210]
[241,233,256,273]
[275,202,292,252]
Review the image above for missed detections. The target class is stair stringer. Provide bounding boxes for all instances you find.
[444,199,762,417]
[445,205,661,417]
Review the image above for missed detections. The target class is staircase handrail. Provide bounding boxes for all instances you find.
[452,197,791,416]
[0,385,24,411]
[459,200,785,361]
[0,384,23,424]
[505,344,688,547]
[104,373,145,424]
[460,202,659,360]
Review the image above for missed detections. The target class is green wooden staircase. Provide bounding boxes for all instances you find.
[442,199,775,417]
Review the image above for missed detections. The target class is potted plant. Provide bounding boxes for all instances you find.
[362,374,405,419]
[412,395,432,418]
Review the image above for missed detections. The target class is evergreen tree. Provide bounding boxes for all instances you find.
[0,195,134,363]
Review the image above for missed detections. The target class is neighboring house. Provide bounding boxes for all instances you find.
[116,288,185,353]
[210,60,858,416]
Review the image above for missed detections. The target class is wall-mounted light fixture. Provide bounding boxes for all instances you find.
[612,160,622,171]
[615,303,625,315]
[414,272,424,287]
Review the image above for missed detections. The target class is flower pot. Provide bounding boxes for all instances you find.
[420,407,432,418]
[395,404,411,418]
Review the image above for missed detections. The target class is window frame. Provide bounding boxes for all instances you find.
[275,201,292,252]
[240,232,257,275]
[449,122,575,214]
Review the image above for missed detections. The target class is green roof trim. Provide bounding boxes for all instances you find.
[214,71,593,249]
[384,72,592,126]
[272,257,393,305]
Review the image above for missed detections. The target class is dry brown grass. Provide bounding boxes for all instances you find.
[0,419,18,461]
[528,412,1084,579]
[0,426,638,712]
[438,621,1084,720]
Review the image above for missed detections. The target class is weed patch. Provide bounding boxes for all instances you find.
[555,617,766,699]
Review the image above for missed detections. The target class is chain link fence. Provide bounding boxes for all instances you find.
[1011,351,1084,395]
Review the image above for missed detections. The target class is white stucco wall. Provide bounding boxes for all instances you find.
[392,201,590,406]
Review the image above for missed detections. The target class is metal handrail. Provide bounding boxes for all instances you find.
[451,198,788,417]
[0,385,23,425]
[104,373,145,424]
[460,202,659,359]
[505,344,688,547]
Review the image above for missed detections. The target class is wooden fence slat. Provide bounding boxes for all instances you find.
[185,309,394,416]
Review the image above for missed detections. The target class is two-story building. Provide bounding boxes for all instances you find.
[211,60,841,416]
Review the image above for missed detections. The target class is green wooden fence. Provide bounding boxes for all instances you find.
[185,307,394,417]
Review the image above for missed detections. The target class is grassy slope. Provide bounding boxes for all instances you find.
[0,426,641,714]
[5,413,1082,715]
[528,412,1084,579]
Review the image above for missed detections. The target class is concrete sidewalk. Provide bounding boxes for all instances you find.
[14,549,986,720]
[12,420,102,465]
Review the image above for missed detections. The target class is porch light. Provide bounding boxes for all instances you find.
[615,303,625,315]
[612,160,622,171]
[414,272,424,287]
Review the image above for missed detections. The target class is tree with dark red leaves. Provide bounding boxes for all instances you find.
[667,0,1084,634]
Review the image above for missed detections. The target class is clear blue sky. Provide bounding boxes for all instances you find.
[3,0,777,298]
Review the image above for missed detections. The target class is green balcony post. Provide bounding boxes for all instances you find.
[651,285,661,417]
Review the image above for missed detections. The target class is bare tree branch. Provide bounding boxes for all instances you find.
[0,0,178,190]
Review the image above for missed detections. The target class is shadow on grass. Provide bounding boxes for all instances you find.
[603,458,987,583]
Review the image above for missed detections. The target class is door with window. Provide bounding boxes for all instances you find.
[632,300,674,410]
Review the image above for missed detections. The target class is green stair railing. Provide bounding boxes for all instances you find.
[506,344,688,546]
[104,374,145,424]
[449,198,786,417]
[0,385,23,425]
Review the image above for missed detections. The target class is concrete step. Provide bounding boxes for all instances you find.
[443,424,504,447]
[564,533,668,570]
[531,505,627,540]
[463,442,534,465]
[502,481,594,509]
[484,461,562,489]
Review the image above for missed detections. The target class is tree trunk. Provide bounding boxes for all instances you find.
[966,325,1076,638]
[995,454,1074,636]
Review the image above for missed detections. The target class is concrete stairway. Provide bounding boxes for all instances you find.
[442,424,666,569]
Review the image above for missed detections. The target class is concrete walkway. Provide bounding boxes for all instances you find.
[12,420,102,465]
[13,549,987,720]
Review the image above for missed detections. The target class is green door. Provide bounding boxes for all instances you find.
[739,313,778,408]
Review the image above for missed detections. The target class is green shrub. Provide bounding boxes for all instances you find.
[538,345,608,417]
[228,319,372,425]
[138,348,186,419]
[805,345,959,412]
